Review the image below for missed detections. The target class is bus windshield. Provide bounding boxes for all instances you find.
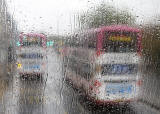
[21,35,42,47]
[103,32,137,53]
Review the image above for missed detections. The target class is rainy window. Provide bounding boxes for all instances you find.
[1,0,160,114]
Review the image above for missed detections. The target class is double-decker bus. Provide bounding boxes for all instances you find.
[63,25,142,106]
[16,33,47,80]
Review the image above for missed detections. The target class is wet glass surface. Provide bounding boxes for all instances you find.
[0,0,160,114]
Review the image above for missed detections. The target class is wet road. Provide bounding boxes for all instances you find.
[0,49,159,114]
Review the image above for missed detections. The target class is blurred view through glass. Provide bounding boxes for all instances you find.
[0,0,160,113]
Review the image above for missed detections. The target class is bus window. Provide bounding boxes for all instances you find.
[21,36,42,47]
[103,32,137,53]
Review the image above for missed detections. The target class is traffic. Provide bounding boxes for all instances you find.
[1,0,160,113]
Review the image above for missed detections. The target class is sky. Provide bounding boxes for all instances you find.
[6,0,160,35]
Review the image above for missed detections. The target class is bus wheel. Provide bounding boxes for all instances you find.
[20,74,26,80]
[37,74,43,82]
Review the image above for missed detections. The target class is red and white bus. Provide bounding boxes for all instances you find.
[16,33,47,80]
[63,25,142,106]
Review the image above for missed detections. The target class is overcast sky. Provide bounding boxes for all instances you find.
[6,0,160,35]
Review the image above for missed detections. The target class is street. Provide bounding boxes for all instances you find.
[0,48,159,114]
